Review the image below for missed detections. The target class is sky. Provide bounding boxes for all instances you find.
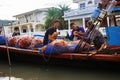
[0,0,78,20]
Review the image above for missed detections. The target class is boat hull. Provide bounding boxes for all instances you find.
[0,45,120,62]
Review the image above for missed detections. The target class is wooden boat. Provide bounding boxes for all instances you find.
[0,1,120,63]
[0,45,120,62]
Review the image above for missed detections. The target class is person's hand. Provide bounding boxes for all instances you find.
[42,46,47,51]
[73,31,79,36]
[52,32,58,39]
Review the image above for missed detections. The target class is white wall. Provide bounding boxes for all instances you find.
[36,12,46,24]
[16,11,47,25]
[78,0,100,9]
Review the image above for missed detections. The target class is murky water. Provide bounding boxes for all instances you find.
[0,57,120,80]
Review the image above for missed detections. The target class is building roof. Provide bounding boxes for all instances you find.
[0,20,15,26]
[73,0,85,3]
[13,7,50,17]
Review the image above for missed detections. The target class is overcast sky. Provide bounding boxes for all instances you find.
[0,0,78,20]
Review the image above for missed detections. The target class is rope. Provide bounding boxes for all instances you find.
[2,25,11,67]
[40,44,52,62]
[42,50,52,62]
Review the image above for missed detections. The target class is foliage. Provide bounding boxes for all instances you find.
[44,5,70,30]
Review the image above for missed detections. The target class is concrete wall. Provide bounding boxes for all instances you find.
[36,12,46,24]
[16,11,47,25]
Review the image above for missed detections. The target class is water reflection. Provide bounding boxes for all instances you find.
[0,77,23,80]
[0,67,24,80]
[0,60,120,80]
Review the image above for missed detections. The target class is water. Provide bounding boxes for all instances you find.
[0,55,120,80]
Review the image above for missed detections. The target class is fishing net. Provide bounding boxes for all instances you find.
[17,36,33,49]
[29,37,43,49]
[8,36,20,47]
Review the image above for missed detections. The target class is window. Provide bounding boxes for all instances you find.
[23,29,26,33]
[79,3,85,9]
[88,0,92,4]
[31,28,33,32]
[94,0,100,6]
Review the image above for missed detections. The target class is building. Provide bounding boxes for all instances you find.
[64,0,120,36]
[63,0,103,34]
[4,0,120,37]
[4,8,49,37]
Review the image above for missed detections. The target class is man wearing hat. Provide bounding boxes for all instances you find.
[43,20,60,45]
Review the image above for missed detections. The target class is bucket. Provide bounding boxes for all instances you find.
[91,8,101,19]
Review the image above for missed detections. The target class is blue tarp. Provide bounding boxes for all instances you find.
[0,36,7,45]
[106,26,120,46]
[42,43,95,54]
[43,45,69,54]
[43,44,78,54]
[112,8,120,12]
[33,35,44,39]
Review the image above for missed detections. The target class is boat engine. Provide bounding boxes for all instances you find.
[75,0,117,53]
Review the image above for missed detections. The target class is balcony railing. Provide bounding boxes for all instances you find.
[64,6,97,17]
[73,0,83,3]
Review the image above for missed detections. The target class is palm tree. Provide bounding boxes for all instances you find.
[44,7,60,29]
[58,4,70,29]
[44,5,70,29]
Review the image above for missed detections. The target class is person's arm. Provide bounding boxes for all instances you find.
[48,34,55,42]
[73,27,85,38]
[78,31,86,36]
[76,27,85,36]
[12,32,16,37]
[48,32,58,42]
[69,30,74,40]
[18,32,20,35]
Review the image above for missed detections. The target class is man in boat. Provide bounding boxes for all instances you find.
[97,0,117,27]
[98,0,109,9]
[77,0,116,51]
[12,27,20,37]
[43,20,60,45]
[97,0,111,27]
[86,20,106,50]
[89,0,116,50]
[68,23,85,41]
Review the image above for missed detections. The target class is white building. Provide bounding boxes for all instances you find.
[5,8,49,37]
[63,0,104,34]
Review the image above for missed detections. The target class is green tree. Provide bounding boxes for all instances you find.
[44,5,70,29]
[44,7,60,29]
[58,4,70,29]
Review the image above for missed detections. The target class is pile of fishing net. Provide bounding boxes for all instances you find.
[29,37,43,49]
[8,36,20,47]
[8,36,43,49]
[17,36,33,49]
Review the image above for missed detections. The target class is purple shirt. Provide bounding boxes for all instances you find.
[69,26,85,40]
